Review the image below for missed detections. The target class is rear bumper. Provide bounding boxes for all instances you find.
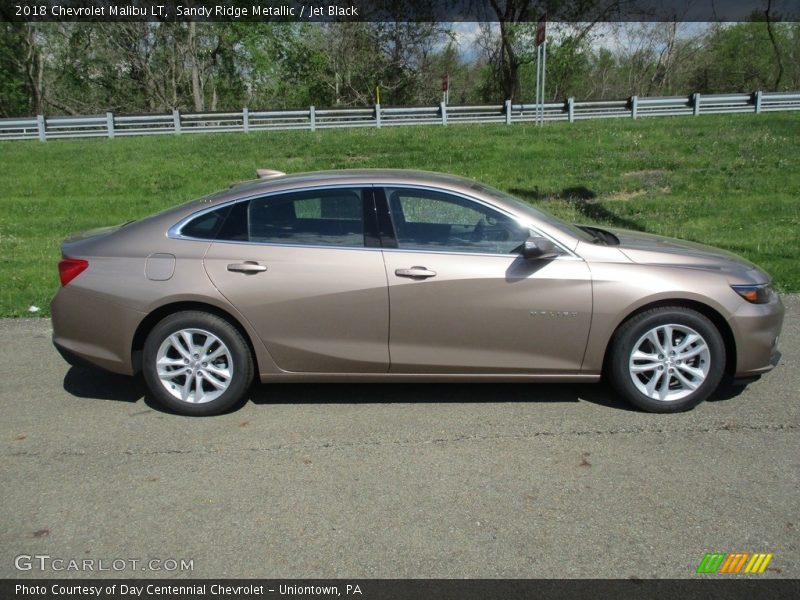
[51,286,145,375]
[53,339,104,371]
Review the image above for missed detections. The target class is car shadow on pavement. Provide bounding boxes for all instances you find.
[63,366,147,403]
[62,367,748,414]
[708,380,751,402]
[61,366,634,412]
[248,381,638,412]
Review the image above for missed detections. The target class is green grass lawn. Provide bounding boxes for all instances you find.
[1,113,798,317]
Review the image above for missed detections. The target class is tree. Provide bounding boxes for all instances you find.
[487,0,539,102]
[605,22,704,97]
[537,24,594,100]
[0,23,44,116]
[689,21,798,93]
[483,0,612,102]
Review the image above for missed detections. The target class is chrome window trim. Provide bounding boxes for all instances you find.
[379,247,583,261]
[184,237,579,261]
[168,183,372,247]
[380,184,579,259]
[167,181,579,259]
[199,238,380,252]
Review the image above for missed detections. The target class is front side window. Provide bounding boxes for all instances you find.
[385,187,530,254]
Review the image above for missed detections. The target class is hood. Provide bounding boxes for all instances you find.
[607,228,770,283]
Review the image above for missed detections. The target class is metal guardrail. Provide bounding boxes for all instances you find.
[2,91,799,142]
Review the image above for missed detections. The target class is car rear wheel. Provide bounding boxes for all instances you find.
[143,311,253,416]
[607,307,725,413]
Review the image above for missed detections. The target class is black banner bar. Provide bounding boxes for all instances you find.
[1,0,800,23]
[3,579,800,600]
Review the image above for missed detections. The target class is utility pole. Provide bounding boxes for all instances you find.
[535,14,547,126]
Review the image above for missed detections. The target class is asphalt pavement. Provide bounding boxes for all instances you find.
[1,296,798,579]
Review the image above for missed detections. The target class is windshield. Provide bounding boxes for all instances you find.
[470,182,597,243]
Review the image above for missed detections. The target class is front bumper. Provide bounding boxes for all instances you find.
[730,294,784,377]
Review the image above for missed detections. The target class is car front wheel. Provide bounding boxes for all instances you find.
[608,307,726,413]
[143,311,253,416]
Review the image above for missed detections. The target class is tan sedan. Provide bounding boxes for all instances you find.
[51,170,783,415]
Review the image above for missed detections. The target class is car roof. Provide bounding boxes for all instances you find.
[142,168,584,254]
[213,169,489,202]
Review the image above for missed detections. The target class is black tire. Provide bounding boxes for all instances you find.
[143,311,253,416]
[607,307,726,413]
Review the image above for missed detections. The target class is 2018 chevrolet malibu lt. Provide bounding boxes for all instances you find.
[51,170,783,415]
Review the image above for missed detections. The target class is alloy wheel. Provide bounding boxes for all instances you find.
[628,324,711,402]
[155,328,234,404]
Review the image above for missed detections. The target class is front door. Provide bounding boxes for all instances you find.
[379,187,592,374]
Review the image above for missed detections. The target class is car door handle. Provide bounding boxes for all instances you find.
[395,266,437,279]
[227,262,268,274]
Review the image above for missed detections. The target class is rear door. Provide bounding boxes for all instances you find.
[378,186,593,374]
[202,187,390,373]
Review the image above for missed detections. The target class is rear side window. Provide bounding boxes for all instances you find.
[247,189,365,247]
[180,188,366,246]
[180,206,231,240]
[216,202,248,241]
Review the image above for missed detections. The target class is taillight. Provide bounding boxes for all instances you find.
[58,258,88,286]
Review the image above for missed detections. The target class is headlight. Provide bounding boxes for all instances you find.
[731,283,774,304]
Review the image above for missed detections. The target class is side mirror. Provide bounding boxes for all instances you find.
[521,236,559,260]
